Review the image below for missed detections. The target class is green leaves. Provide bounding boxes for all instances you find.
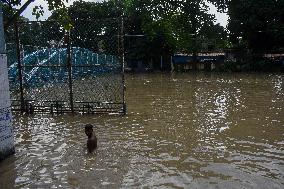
[228,0,284,52]
[32,5,44,19]
[46,0,66,11]
[4,0,230,69]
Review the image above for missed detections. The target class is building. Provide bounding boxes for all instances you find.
[172,52,225,71]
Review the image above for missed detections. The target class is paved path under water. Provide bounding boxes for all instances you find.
[0,72,284,188]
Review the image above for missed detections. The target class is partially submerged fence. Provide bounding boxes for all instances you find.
[5,19,126,114]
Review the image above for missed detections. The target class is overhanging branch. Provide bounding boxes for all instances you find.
[4,0,34,29]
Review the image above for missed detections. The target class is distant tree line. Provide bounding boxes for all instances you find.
[226,0,284,71]
[228,0,284,53]
[2,0,284,71]
[48,0,229,70]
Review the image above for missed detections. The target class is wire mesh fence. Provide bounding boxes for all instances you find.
[5,19,125,114]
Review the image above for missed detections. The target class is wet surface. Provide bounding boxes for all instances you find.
[0,72,284,188]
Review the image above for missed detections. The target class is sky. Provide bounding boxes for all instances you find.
[20,0,229,27]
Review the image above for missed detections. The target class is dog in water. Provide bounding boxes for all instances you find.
[85,124,97,153]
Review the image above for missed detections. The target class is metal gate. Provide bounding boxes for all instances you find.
[5,19,126,114]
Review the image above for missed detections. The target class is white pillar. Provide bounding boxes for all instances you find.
[0,3,15,161]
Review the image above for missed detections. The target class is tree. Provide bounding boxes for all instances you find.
[113,0,227,67]
[198,23,228,51]
[2,3,28,48]
[49,1,121,54]
[8,0,230,70]
[2,0,68,29]
[228,0,284,53]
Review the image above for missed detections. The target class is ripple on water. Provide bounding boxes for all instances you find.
[0,73,284,188]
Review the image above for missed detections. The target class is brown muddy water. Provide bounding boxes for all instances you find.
[0,73,284,189]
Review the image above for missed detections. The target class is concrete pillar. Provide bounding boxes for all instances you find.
[0,3,15,161]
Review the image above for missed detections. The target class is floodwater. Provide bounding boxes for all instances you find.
[0,73,284,189]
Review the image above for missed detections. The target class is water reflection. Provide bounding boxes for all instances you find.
[0,156,16,188]
[0,72,283,188]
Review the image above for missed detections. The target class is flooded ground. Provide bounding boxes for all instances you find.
[0,72,284,188]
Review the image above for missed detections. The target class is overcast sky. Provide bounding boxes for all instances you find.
[20,0,229,27]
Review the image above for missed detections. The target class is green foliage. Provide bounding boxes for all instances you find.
[228,0,284,52]
[51,8,73,30]
[2,3,16,22]
[117,0,228,69]
[4,0,230,71]
[2,0,68,20]
[32,5,44,19]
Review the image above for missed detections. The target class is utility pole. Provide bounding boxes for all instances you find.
[0,3,15,161]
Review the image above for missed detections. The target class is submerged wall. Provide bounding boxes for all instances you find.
[0,4,14,161]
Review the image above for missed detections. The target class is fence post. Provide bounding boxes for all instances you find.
[66,31,74,113]
[120,16,126,115]
[14,21,25,113]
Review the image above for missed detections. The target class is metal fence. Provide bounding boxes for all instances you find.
[5,19,126,115]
